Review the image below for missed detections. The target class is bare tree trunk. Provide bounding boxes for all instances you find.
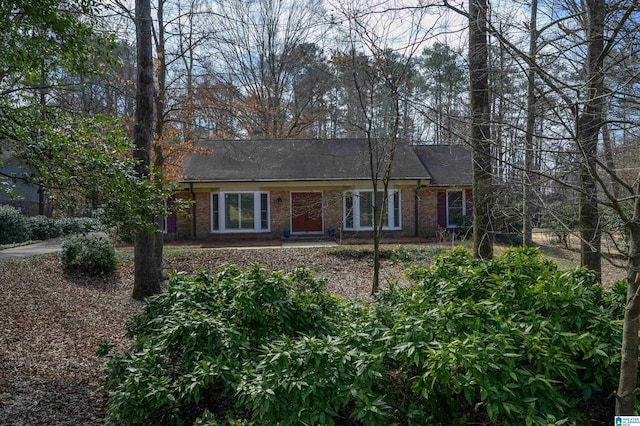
[132,0,161,300]
[577,0,604,280]
[523,0,538,247]
[152,0,166,287]
[617,228,640,414]
[469,0,493,259]
[601,116,619,199]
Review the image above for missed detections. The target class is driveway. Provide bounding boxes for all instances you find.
[0,238,64,260]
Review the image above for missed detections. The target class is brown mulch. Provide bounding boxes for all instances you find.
[0,246,407,425]
[0,242,626,425]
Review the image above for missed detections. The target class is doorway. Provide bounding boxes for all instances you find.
[291,192,323,234]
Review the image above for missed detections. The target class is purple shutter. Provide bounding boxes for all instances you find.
[167,197,177,233]
[465,189,473,218]
[437,191,447,228]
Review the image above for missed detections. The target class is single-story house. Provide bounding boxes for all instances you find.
[169,138,472,241]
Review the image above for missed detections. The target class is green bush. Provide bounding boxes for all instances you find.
[28,215,63,240]
[103,265,341,425]
[57,217,101,235]
[60,234,117,275]
[0,205,30,244]
[102,249,623,425]
[391,247,620,424]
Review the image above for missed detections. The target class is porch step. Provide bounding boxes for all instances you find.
[281,235,336,243]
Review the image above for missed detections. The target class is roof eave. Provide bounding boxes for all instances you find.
[178,176,430,183]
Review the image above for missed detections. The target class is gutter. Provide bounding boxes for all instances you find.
[178,176,430,184]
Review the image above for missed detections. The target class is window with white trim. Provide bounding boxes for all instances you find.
[211,192,270,232]
[344,189,401,230]
[447,190,465,227]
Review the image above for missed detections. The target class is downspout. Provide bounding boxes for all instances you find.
[190,183,196,239]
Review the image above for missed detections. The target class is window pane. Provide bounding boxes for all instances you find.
[345,193,354,229]
[225,193,239,229]
[212,194,219,230]
[393,191,400,228]
[377,191,388,227]
[224,193,256,230]
[359,192,373,227]
[260,193,269,230]
[240,193,254,229]
[448,191,464,226]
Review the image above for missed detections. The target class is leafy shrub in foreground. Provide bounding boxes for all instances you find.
[28,215,63,240]
[0,205,30,244]
[238,334,389,426]
[60,234,117,275]
[103,249,623,425]
[389,247,621,424]
[103,265,342,425]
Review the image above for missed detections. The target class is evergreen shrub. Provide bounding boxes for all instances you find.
[27,215,62,240]
[0,205,30,244]
[57,217,100,235]
[102,248,623,425]
[60,234,117,275]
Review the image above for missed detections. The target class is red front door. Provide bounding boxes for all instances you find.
[291,192,323,233]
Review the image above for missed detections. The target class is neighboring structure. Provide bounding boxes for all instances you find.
[170,139,472,241]
[0,157,44,216]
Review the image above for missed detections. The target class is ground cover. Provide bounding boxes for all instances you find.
[0,241,626,424]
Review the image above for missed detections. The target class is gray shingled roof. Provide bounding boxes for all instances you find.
[180,139,472,185]
[181,139,430,182]
[413,144,472,186]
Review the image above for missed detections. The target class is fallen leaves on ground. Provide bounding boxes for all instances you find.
[0,242,625,425]
[0,246,406,425]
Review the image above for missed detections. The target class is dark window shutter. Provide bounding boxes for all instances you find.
[437,191,447,227]
[167,197,177,233]
[465,189,473,217]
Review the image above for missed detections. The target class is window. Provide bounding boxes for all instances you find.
[344,189,401,230]
[211,192,270,232]
[447,190,465,227]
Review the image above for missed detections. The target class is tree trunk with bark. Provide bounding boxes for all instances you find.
[523,0,538,247]
[132,0,161,300]
[469,0,493,259]
[616,224,640,414]
[576,0,604,280]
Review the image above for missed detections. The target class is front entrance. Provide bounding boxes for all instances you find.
[291,192,323,234]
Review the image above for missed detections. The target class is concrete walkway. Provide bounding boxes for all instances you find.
[0,238,64,260]
[282,240,338,248]
[0,237,339,260]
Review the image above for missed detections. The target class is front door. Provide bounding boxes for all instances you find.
[291,192,323,234]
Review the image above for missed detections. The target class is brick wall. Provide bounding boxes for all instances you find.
[400,188,416,237]
[171,186,443,241]
[417,188,438,237]
[173,192,193,239]
[270,191,290,238]
[194,192,211,238]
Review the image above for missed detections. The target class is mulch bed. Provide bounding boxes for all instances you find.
[0,241,626,425]
[0,246,406,425]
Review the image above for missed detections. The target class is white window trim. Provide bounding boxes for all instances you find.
[211,191,270,233]
[343,189,401,231]
[446,190,466,228]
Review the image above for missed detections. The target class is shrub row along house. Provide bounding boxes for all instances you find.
[167,139,472,241]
